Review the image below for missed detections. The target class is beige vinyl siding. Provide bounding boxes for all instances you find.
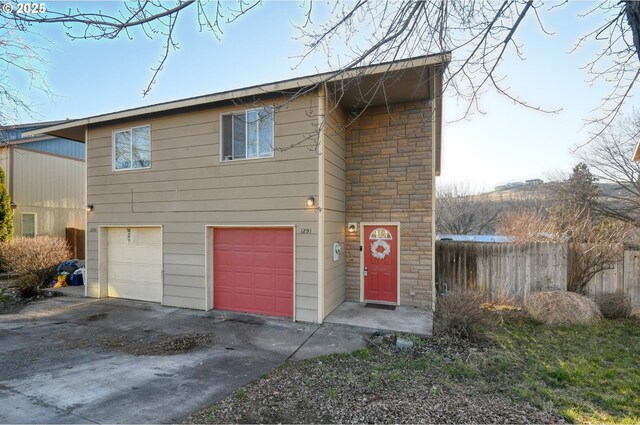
[86,94,320,322]
[0,147,85,237]
[322,101,347,318]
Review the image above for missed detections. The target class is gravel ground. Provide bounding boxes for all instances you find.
[97,332,214,355]
[62,327,215,356]
[186,334,565,424]
[0,285,61,314]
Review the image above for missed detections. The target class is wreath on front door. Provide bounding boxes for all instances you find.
[370,239,391,260]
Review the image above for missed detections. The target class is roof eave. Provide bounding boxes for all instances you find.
[24,53,451,140]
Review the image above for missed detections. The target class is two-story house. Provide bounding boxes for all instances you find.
[28,54,448,323]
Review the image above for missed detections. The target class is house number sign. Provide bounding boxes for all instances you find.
[127,227,132,244]
[300,228,312,234]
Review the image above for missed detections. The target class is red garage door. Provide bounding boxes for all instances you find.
[214,228,293,318]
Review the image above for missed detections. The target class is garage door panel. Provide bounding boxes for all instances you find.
[275,275,293,292]
[212,291,235,307]
[107,228,130,244]
[108,227,162,303]
[108,247,162,265]
[235,253,260,267]
[275,297,292,312]
[254,274,275,290]
[108,281,161,302]
[252,252,275,265]
[214,228,293,318]
[109,265,162,283]
[275,253,293,269]
[276,231,293,245]
[214,252,237,266]
[254,295,275,311]
[253,231,274,246]
[231,271,253,289]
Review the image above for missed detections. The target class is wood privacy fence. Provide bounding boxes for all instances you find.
[435,241,640,307]
[65,227,85,260]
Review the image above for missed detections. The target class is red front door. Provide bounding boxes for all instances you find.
[364,225,398,303]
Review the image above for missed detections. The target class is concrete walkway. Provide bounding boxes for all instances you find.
[324,301,433,336]
[50,285,85,298]
[0,297,369,424]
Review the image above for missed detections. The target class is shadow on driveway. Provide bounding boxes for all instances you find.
[0,296,369,424]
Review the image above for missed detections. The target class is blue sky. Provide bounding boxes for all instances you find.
[14,1,637,190]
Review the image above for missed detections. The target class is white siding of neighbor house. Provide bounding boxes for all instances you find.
[85,94,321,322]
[0,147,85,237]
[322,100,347,318]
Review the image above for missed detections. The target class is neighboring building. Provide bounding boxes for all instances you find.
[634,141,640,161]
[525,179,543,186]
[0,122,85,237]
[29,54,448,323]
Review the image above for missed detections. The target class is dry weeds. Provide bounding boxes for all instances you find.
[598,292,632,319]
[0,236,72,296]
[526,291,601,326]
[434,291,493,340]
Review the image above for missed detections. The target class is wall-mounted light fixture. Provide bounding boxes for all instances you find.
[306,196,315,207]
[86,204,94,212]
[10,202,16,211]
[347,222,358,233]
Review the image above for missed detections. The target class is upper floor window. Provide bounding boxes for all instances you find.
[221,107,274,161]
[113,125,151,171]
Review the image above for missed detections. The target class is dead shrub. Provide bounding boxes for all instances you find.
[598,292,632,319]
[434,291,493,340]
[0,236,72,297]
[526,291,602,326]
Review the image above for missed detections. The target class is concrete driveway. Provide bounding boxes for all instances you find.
[0,296,369,424]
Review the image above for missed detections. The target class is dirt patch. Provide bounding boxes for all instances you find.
[186,333,564,424]
[86,313,108,322]
[0,286,61,314]
[224,315,266,325]
[100,332,214,355]
[64,330,214,356]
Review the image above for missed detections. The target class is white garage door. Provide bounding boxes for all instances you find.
[107,227,162,302]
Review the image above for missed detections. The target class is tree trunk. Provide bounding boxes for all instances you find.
[626,0,640,62]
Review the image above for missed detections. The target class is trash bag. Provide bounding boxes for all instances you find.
[68,267,84,286]
[56,260,79,275]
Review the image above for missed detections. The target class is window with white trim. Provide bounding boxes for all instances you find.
[221,107,274,161]
[113,125,151,170]
[21,213,36,238]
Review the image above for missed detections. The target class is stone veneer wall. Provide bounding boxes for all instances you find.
[344,101,434,308]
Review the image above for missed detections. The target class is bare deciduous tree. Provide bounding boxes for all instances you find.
[578,111,640,227]
[436,182,500,235]
[0,17,51,125]
[1,0,639,134]
[498,165,629,294]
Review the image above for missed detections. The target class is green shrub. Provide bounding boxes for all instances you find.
[0,236,72,297]
[0,166,13,243]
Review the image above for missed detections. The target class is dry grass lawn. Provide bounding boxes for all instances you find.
[187,316,640,424]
